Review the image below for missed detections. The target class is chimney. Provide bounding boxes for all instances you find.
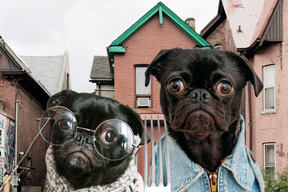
[185,18,195,30]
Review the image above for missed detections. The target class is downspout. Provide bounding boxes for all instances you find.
[242,52,254,151]
[248,83,253,150]
[14,99,20,189]
[15,100,19,165]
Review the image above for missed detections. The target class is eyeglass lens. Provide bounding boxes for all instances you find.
[39,106,135,160]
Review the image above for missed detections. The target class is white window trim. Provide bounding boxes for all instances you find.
[263,143,276,179]
[135,66,151,96]
[262,65,276,114]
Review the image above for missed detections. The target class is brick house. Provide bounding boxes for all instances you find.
[90,2,211,176]
[201,0,286,179]
[0,37,70,191]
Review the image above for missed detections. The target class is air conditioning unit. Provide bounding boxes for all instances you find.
[136,98,151,108]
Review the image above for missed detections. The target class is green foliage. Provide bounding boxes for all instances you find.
[262,165,288,192]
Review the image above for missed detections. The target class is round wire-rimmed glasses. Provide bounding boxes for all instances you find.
[39,106,140,161]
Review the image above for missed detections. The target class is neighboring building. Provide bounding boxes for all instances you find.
[200,0,237,52]
[0,37,50,191]
[0,37,71,191]
[90,56,114,98]
[91,2,211,176]
[202,0,286,179]
[21,52,71,95]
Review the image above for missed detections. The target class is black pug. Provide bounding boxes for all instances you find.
[43,90,146,191]
[145,48,263,174]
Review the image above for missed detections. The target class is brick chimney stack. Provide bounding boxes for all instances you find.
[185,17,195,31]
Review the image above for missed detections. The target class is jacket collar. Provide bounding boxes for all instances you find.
[168,115,252,191]
[221,115,252,190]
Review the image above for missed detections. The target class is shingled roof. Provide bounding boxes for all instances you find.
[90,56,113,83]
[21,52,69,95]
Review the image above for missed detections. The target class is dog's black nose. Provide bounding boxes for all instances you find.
[191,89,211,103]
[75,132,93,146]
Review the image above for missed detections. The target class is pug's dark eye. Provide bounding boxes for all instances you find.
[101,131,116,143]
[59,119,73,130]
[168,80,184,93]
[217,82,233,95]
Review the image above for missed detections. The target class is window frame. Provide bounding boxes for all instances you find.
[262,64,276,113]
[134,64,151,108]
[263,143,276,179]
[135,65,151,97]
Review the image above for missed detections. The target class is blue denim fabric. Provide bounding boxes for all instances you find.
[154,116,264,192]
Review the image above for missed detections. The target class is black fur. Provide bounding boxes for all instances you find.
[46,90,146,189]
[145,48,263,172]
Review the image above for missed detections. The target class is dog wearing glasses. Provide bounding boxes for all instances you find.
[44,90,146,191]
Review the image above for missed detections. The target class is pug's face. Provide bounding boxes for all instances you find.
[145,48,263,171]
[46,90,145,189]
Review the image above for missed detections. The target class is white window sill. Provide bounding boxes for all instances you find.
[261,109,276,115]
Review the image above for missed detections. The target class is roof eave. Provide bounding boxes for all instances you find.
[237,39,260,57]
[109,2,210,49]
[89,78,114,85]
[1,70,50,107]
[200,0,226,39]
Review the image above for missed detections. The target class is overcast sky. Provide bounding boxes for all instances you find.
[0,0,219,93]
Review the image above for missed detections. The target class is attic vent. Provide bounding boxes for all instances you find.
[136,98,151,108]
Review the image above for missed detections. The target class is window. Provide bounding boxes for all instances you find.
[263,65,275,111]
[135,66,151,108]
[136,66,151,95]
[264,143,276,179]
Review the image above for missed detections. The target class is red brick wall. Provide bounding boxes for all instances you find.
[114,14,197,113]
[246,42,287,172]
[205,19,237,52]
[16,87,49,186]
[0,67,48,187]
[0,75,17,115]
[113,14,198,178]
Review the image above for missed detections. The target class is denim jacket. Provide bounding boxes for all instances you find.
[154,117,264,192]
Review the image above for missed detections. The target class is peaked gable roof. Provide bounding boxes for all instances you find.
[238,0,282,54]
[201,0,282,55]
[108,2,210,54]
[21,52,69,95]
[221,0,264,49]
[0,38,50,107]
[200,0,226,39]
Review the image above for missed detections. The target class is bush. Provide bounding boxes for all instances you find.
[263,165,288,192]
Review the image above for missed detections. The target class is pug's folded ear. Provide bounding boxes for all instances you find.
[47,90,77,109]
[145,49,174,87]
[226,52,263,97]
[122,105,151,145]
